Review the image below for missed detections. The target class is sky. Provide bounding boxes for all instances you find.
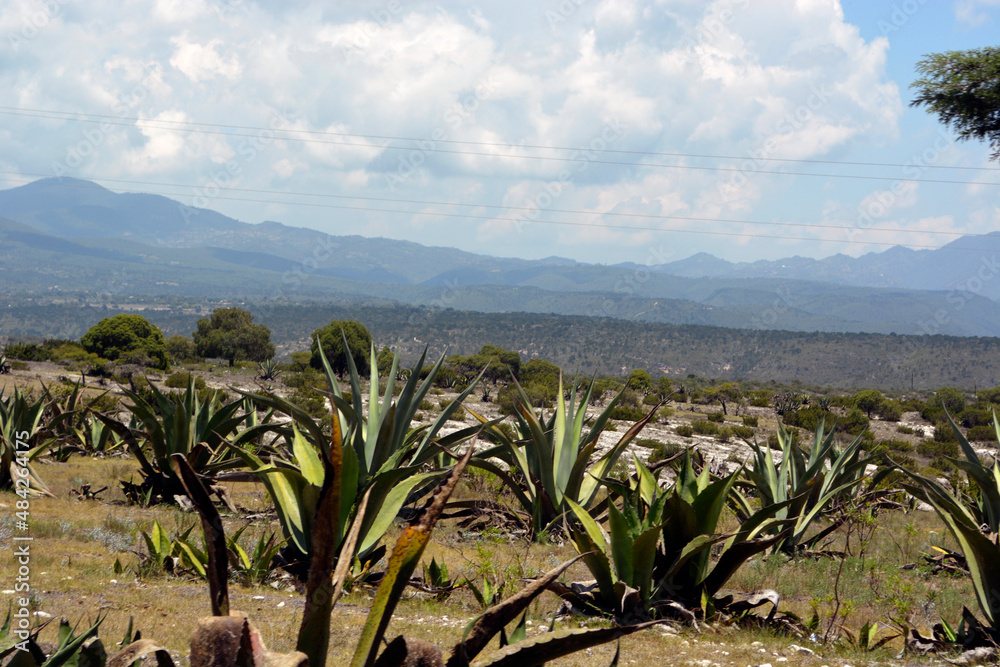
[1,0,999,266]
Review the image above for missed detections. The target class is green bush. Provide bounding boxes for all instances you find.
[656,406,675,420]
[917,439,960,458]
[876,400,904,422]
[967,424,996,441]
[959,408,993,428]
[81,314,169,370]
[691,420,719,436]
[928,454,956,473]
[706,412,724,423]
[731,425,755,439]
[877,438,914,453]
[933,423,959,443]
[716,426,733,443]
[447,403,467,422]
[164,372,206,391]
[419,399,434,411]
[896,424,916,435]
[742,415,759,427]
[648,440,685,463]
[840,407,870,435]
[609,404,647,422]
[675,424,694,438]
[782,406,834,432]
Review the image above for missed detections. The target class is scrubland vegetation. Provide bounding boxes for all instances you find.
[1,316,999,666]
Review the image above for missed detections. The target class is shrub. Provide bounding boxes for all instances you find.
[917,439,960,458]
[656,406,675,420]
[896,424,916,435]
[716,426,733,443]
[691,420,719,436]
[165,335,200,363]
[928,454,956,473]
[419,399,434,411]
[877,438,914,453]
[609,405,647,422]
[309,319,371,374]
[447,403,467,422]
[742,415,759,427]
[675,425,694,438]
[840,407,870,435]
[876,400,904,422]
[782,406,834,432]
[967,424,996,441]
[933,423,960,443]
[959,408,993,428]
[81,314,168,370]
[731,425,755,439]
[164,372,207,390]
[648,440,685,464]
[706,412,724,423]
[3,342,46,361]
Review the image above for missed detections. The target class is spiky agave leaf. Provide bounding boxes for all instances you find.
[350,446,474,667]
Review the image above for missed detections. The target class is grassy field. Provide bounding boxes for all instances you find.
[0,360,992,666]
[1,451,976,666]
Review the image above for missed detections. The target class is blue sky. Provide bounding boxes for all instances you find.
[1,0,998,266]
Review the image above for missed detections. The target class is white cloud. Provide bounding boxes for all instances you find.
[169,35,243,82]
[955,0,1000,26]
[1,0,985,265]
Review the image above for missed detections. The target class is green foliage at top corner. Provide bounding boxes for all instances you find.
[910,46,1000,160]
[81,314,169,370]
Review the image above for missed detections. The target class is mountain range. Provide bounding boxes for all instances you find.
[2,177,1000,338]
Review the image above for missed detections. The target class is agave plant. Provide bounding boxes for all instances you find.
[566,451,791,617]
[738,420,890,554]
[469,374,661,539]
[229,338,487,575]
[927,409,1000,534]
[256,357,282,382]
[0,387,58,497]
[902,468,1000,642]
[177,426,661,667]
[95,377,248,506]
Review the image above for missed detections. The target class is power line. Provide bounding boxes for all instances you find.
[0,170,994,241]
[4,105,997,172]
[3,106,999,186]
[2,173,997,253]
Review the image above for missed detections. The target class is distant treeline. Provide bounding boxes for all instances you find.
[3,300,1000,391]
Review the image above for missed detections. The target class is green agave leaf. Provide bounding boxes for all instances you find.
[351,447,472,667]
[358,470,444,555]
[291,424,324,487]
[470,620,664,667]
[922,493,1000,626]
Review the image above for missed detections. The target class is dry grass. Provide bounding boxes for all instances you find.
[0,455,973,666]
[0,365,978,665]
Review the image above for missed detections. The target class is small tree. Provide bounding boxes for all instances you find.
[310,320,372,374]
[853,389,885,419]
[911,47,1000,160]
[193,308,274,367]
[627,368,653,394]
[166,334,200,364]
[81,314,168,370]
